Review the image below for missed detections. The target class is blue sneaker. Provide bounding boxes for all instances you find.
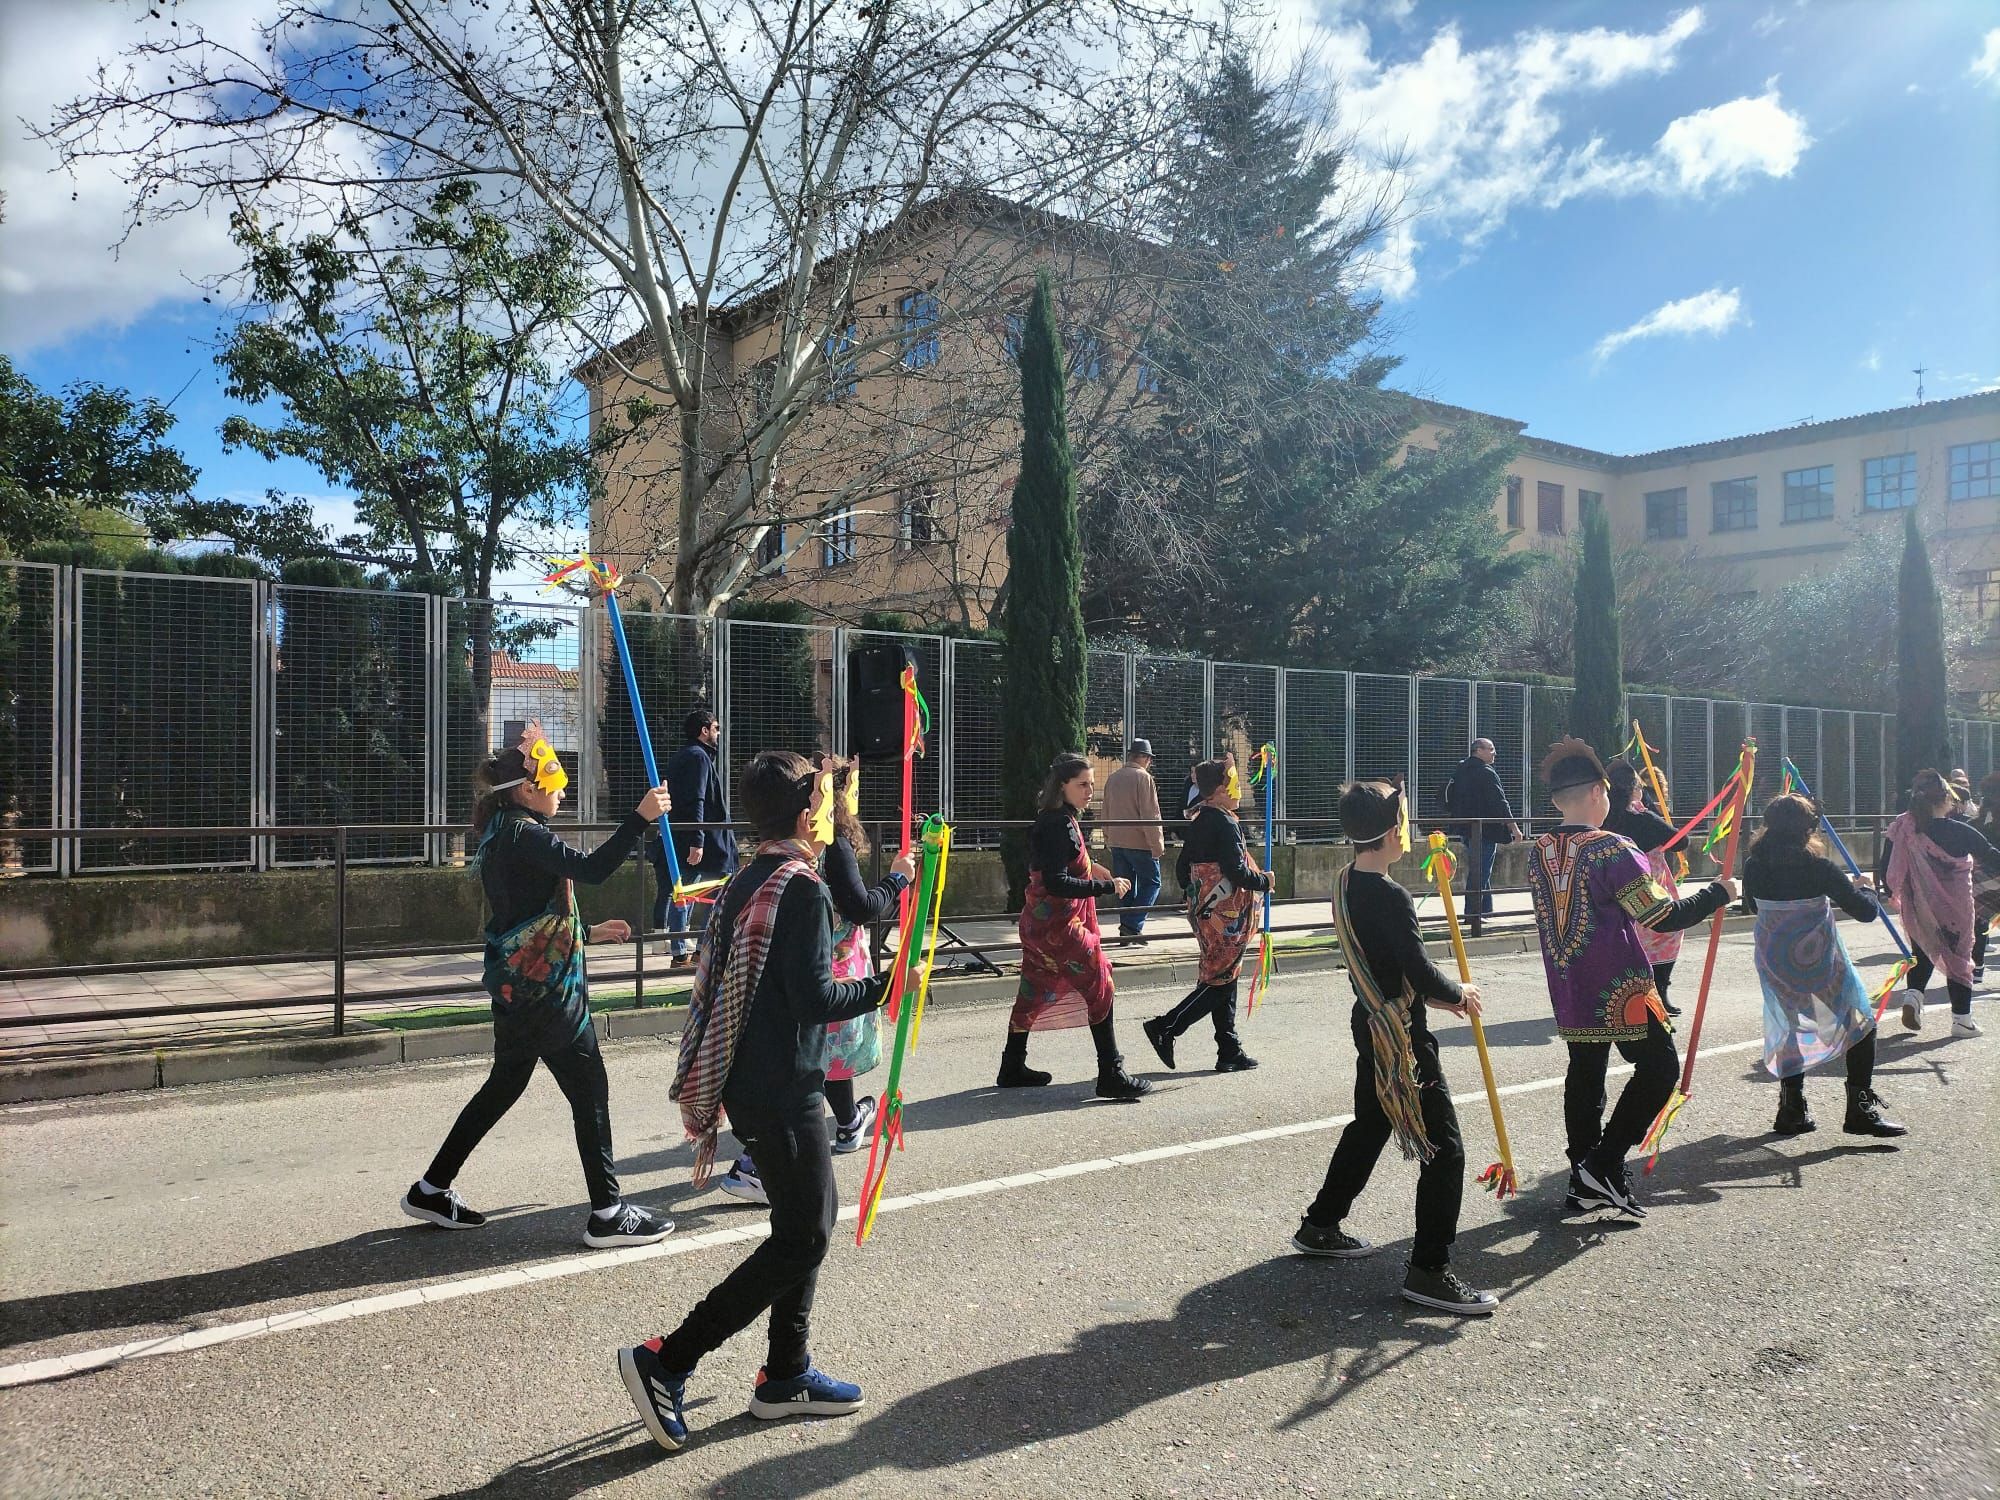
[748,1364,865,1420]
[618,1339,689,1451]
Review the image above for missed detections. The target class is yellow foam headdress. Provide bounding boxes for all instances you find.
[840,761,861,821]
[493,720,567,795]
[808,760,836,847]
[1225,759,1243,803]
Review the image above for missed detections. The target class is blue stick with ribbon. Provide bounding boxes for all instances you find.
[1780,757,1909,960]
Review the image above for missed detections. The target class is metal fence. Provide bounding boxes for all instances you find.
[3,558,1996,874]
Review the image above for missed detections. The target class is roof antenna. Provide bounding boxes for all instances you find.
[1912,364,1926,405]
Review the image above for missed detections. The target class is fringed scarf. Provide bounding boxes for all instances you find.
[1332,867,1436,1162]
[1884,811,1976,988]
[669,838,820,1184]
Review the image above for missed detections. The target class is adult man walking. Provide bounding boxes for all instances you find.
[655,708,739,963]
[1103,740,1166,941]
[1443,739,1521,917]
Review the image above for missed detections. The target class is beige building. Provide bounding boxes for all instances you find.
[584,200,1999,710]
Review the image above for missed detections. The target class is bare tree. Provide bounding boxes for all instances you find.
[46,0,1210,614]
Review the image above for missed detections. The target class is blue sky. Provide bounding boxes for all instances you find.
[3,0,1996,549]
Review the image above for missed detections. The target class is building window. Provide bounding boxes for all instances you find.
[1645,487,1688,540]
[1711,476,1758,532]
[1002,313,1025,365]
[1863,451,1917,510]
[1536,481,1564,535]
[900,488,937,549]
[821,509,856,568]
[1782,465,1834,523]
[755,523,786,575]
[1504,475,1523,529]
[900,291,940,369]
[1070,332,1102,382]
[1136,346,1162,394]
[1949,440,1996,502]
[822,323,858,400]
[1579,490,1602,525]
[1966,566,2000,623]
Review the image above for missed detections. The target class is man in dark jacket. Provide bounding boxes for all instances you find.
[655,708,739,962]
[1443,740,1521,916]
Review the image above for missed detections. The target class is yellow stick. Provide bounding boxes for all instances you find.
[1426,831,1518,1195]
[1632,717,1687,881]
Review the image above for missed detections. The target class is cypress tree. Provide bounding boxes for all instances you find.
[1570,499,1625,761]
[1894,511,1952,799]
[1000,270,1088,906]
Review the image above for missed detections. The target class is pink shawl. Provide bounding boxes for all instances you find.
[1884,811,1976,988]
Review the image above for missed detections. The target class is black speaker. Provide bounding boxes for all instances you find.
[847,642,915,760]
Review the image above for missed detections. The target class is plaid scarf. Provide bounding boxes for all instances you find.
[1332,867,1436,1162]
[669,838,820,1184]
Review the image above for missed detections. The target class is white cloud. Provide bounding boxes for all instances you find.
[1592,286,1745,366]
[1973,28,2000,90]
[1860,349,1881,372]
[1652,85,1812,193]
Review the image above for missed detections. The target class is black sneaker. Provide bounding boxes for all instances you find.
[1576,1159,1646,1220]
[618,1339,689,1451]
[1843,1088,1909,1138]
[1401,1264,1498,1316]
[583,1202,674,1249]
[1562,1169,1610,1217]
[1093,1064,1154,1101]
[996,1052,1053,1088]
[401,1182,486,1230]
[1662,1001,1683,1017]
[832,1095,877,1155]
[1142,1017,1177,1071]
[1214,1049,1258,1073]
[1290,1219,1375,1258]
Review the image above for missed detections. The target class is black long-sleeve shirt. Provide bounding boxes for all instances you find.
[480,809,648,933]
[1031,810,1114,899]
[1340,867,1461,1030]
[1605,804,1686,856]
[1875,815,2000,884]
[823,835,909,926]
[1741,845,1878,921]
[1176,805,1274,894]
[712,851,886,1120]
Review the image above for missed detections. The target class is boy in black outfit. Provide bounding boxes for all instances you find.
[1291,781,1499,1316]
[619,751,889,1452]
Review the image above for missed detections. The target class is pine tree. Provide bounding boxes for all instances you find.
[1894,511,1952,798]
[1571,499,1624,761]
[1000,271,1088,907]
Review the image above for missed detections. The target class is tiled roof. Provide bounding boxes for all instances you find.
[487,652,580,687]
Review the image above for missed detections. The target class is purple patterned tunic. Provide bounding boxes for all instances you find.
[1527,827,1675,1043]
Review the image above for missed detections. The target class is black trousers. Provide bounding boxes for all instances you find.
[1563,1016,1680,1170]
[1906,945,1974,1015]
[1307,1009,1464,1269]
[425,1010,620,1211]
[1154,978,1242,1050]
[1652,960,1676,1007]
[659,1100,835,1381]
[1780,1029,1875,1092]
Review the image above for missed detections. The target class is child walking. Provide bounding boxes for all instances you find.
[1879,768,2000,1035]
[620,751,890,1451]
[1291,780,1496,1315]
[1741,793,1905,1138]
[1526,739,1735,1220]
[402,722,674,1249]
[1143,757,1270,1074]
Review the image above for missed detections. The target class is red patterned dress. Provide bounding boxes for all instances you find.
[1011,810,1117,1031]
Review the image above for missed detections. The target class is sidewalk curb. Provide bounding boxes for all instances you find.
[0,916,1757,1104]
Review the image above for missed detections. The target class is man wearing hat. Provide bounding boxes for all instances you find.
[1290,779,1498,1316]
[1104,740,1165,941]
[1526,739,1736,1219]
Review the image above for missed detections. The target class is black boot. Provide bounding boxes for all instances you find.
[1212,983,1257,1072]
[996,1029,1051,1089]
[1773,1076,1815,1135]
[1843,1086,1908,1137]
[1091,1017,1153,1101]
[1141,1015,1177,1071]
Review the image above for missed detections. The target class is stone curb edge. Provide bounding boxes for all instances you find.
[0,916,1758,1105]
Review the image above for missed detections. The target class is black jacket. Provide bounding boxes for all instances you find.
[1742,846,1878,921]
[1341,868,1461,1029]
[1176,805,1273,894]
[481,808,648,934]
[824,835,908,926]
[661,740,737,871]
[712,851,885,1122]
[1031,810,1114,899]
[1443,756,1516,843]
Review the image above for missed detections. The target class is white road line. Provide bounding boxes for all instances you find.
[0,1036,1770,1391]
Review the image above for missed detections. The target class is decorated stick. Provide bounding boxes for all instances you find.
[1641,738,1755,1171]
[1631,718,1688,881]
[1246,743,1278,1013]
[1779,757,1914,1017]
[1424,830,1518,1197]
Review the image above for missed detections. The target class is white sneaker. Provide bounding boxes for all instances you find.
[1951,1013,1982,1037]
[1899,990,1924,1032]
[832,1095,877,1155]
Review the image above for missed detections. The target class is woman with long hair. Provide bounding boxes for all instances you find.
[1604,759,1692,1017]
[1000,753,1151,1099]
[402,723,675,1247]
[1878,768,2000,1035]
[1143,757,1270,1073]
[1742,793,1904,1137]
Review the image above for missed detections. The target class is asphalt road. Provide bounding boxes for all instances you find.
[1,928,1993,1499]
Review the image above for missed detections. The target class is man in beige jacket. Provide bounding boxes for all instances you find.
[1104,740,1166,941]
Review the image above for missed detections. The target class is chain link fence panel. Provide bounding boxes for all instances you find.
[846,630,942,837]
[1475,680,1528,819]
[1352,673,1412,788]
[1414,678,1470,823]
[948,639,1006,844]
[1854,712,1887,816]
[1284,669,1349,842]
[1818,709,1853,818]
[1213,662,1278,827]
[723,618,828,778]
[1668,697,1712,817]
[0,562,60,874]
[1782,707,1820,808]
[1133,656,1208,801]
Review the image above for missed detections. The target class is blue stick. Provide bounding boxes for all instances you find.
[602,586,685,893]
[1782,757,1909,959]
